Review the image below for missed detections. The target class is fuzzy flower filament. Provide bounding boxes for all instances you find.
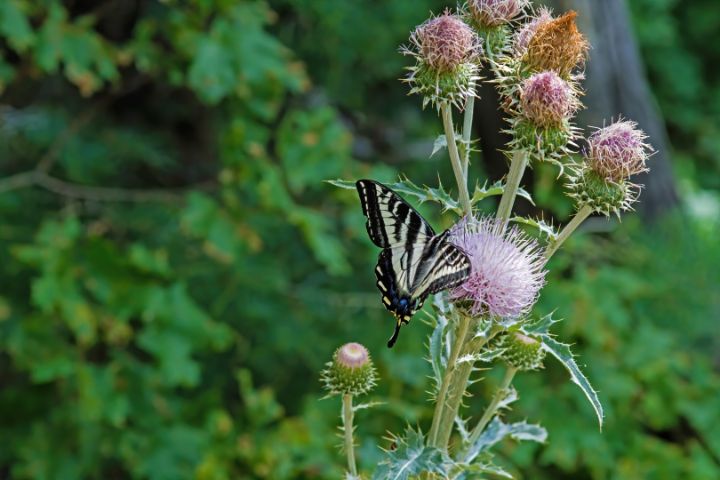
[449,216,546,320]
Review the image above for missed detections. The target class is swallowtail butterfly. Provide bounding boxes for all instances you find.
[356,180,471,348]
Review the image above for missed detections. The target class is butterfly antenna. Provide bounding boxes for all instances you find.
[387,320,402,348]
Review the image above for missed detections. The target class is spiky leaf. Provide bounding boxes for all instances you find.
[465,418,547,463]
[510,216,559,241]
[428,314,449,395]
[372,427,450,480]
[539,336,604,429]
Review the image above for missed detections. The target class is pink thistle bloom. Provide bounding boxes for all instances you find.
[411,11,480,72]
[520,70,579,126]
[513,6,553,56]
[587,120,653,182]
[336,342,370,369]
[449,217,546,319]
[468,0,529,28]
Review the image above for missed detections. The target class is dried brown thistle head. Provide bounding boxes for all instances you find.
[524,11,589,78]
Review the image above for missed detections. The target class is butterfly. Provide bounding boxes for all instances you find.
[355,180,471,348]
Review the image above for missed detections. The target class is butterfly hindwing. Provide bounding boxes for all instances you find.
[356,179,472,347]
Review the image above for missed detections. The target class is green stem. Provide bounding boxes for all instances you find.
[496,150,529,223]
[342,394,357,476]
[441,102,472,216]
[428,313,471,447]
[461,96,475,180]
[544,204,593,260]
[435,323,502,449]
[464,366,518,459]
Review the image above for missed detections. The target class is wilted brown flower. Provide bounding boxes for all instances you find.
[524,11,589,78]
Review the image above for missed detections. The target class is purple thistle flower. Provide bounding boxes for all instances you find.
[449,217,546,319]
[587,120,653,182]
[411,11,480,73]
[336,342,370,369]
[468,0,529,28]
[520,70,579,126]
[513,6,553,56]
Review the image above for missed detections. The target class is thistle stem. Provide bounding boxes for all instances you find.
[435,323,502,449]
[464,366,518,460]
[496,150,529,223]
[544,204,593,260]
[342,394,357,476]
[461,96,475,179]
[429,313,472,447]
[441,102,472,216]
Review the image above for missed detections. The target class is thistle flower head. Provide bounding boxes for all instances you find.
[566,120,653,216]
[587,120,652,182]
[321,343,377,396]
[524,11,589,78]
[468,0,530,28]
[520,71,579,127]
[513,7,553,56]
[403,11,482,109]
[412,11,480,72]
[449,216,546,319]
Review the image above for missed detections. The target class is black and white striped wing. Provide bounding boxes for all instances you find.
[356,179,435,249]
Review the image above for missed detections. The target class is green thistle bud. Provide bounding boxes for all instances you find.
[566,165,633,217]
[497,332,546,371]
[321,343,377,396]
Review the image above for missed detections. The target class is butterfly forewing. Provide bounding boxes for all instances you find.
[356,180,435,248]
[356,179,472,347]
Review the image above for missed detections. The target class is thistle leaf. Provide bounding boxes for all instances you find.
[372,427,451,480]
[457,347,505,365]
[431,134,448,157]
[522,312,562,335]
[352,400,384,412]
[470,180,535,206]
[540,336,604,429]
[466,417,547,464]
[428,314,449,394]
[510,216,559,241]
[326,179,357,190]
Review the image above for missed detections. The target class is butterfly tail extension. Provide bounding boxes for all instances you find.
[387,318,402,348]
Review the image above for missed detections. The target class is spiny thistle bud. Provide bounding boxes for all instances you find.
[321,343,378,396]
[513,7,553,56]
[587,120,651,182]
[449,216,546,320]
[468,0,529,28]
[497,331,546,371]
[403,11,482,109]
[520,71,579,127]
[524,11,588,78]
[566,120,653,216]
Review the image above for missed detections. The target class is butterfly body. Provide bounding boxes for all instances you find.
[355,180,471,347]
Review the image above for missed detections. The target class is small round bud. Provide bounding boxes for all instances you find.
[321,343,377,396]
[520,71,579,127]
[413,12,479,73]
[587,120,652,182]
[524,11,588,78]
[513,7,553,56]
[468,0,529,28]
[497,332,546,371]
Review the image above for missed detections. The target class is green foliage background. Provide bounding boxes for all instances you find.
[0,1,718,479]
